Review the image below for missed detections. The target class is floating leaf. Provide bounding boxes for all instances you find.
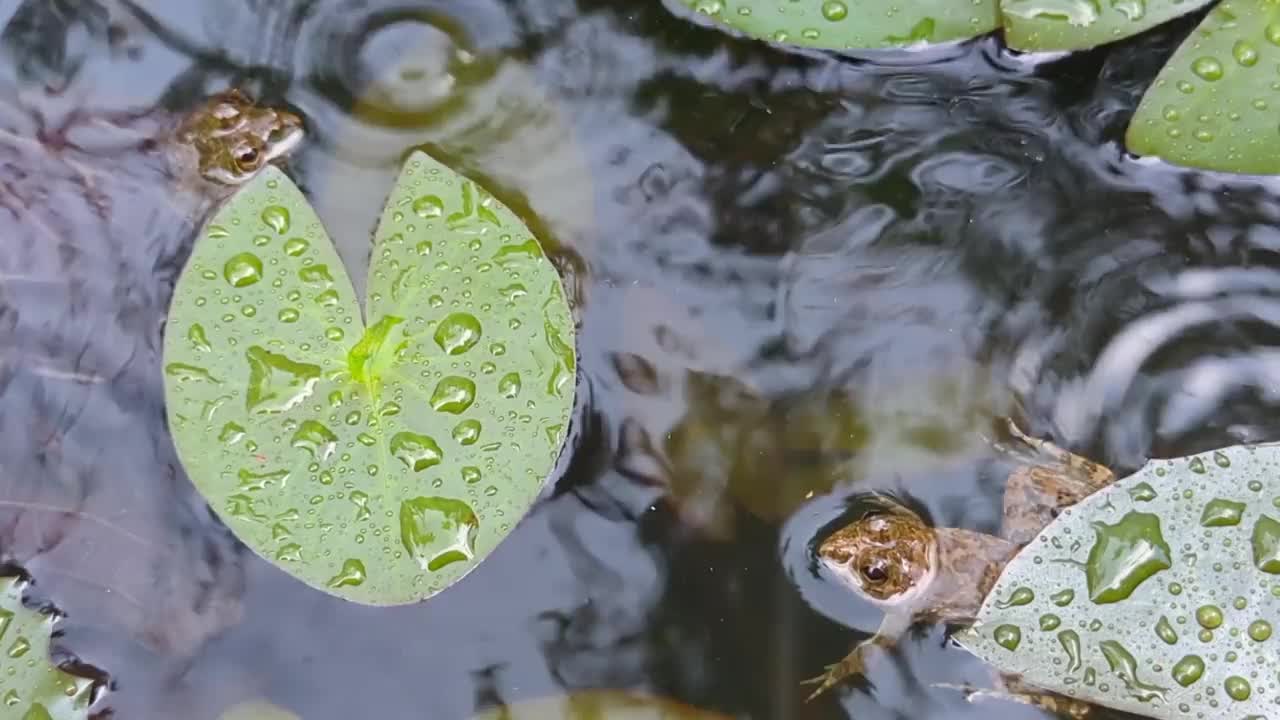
[675,0,1000,50]
[1126,1,1280,175]
[956,442,1280,718]
[163,151,577,605]
[219,699,301,720]
[470,690,732,719]
[999,0,1215,51]
[0,576,98,719]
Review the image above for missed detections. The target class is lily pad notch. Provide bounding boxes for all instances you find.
[162,149,578,606]
[675,0,1280,176]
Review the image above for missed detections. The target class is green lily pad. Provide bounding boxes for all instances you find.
[162,150,577,605]
[999,0,1215,51]
[1126,1,1280,175]
[0,576,98,718]
[955,442,1280,718]
[676,0,1000,50]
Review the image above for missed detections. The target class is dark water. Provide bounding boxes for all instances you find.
[2,0,1278,718]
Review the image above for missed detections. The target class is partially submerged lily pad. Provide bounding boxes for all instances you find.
[675,0,1000,50]
[956,442,1280,718]
[471,690,731,719]
[218,699,300,720]
[999,0,1215,52]
[163,150,577,605]
[1126,1,1280,175]
[671,0,1280,175]
[0,576,98,719]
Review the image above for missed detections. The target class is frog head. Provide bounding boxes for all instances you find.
[817,502,937,608]
[173,89,305,186]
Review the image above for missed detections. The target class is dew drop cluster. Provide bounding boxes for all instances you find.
[163,155,576,605]
[957,442,1280,718]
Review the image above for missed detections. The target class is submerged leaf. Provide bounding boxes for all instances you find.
[1127,1,1280,175]
[219,700,301,720]
[999,0,1214,51]
[0,576,99,718]
[163,151,577,605]
[674,0,999,50]
[956,442,1280,718]
[470,690,731,719]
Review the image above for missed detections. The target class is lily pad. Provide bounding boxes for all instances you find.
[999,0,1215,51]
[470,690,732,719]
[0,576,98,718]
[219,700,300,720]
[675,0,1000,50]
[162,150,577,605]
[1126,1,1280,174]
[956,442,1280,718]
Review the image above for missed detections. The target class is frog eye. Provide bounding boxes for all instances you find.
[859,559,889,585]
[234,145,261,170]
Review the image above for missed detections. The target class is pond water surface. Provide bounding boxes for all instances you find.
[0,1,1273,719]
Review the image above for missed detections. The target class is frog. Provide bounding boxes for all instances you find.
[0,87,303,658]
[804,419,1115,716]
[169,87,305,187]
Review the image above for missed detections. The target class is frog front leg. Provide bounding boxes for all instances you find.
[802,611,910,701]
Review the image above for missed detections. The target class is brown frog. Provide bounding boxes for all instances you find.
[805,420,1117,715]
[170,88,304,187]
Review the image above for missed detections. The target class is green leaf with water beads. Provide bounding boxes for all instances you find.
[955,442,1280,719]
[1126,1,1280,175]
[0,576,98,718]
[675,0,1000,50]
[998,0,1215,51]
[162,150,576,605]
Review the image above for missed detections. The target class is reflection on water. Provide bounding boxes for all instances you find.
[0,0,1276,718]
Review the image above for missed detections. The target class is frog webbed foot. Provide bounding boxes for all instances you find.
[1000,418,1114,491]
[933,673,1094,719]
[994,418,1117,545]
[802,635,891,702]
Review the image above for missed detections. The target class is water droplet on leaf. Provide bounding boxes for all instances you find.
[413,195,444,218]
[1201,498,1245,526]
[1191,57,1224,81]
[399,496,479,571]
[993,624,1021,650]
[245,346,322,414]
[390,432,444,472]
[1172,654,1204,686]
[291,420,337,461]
[453,420,481,445]
[224,253,264,287]
[188,323,212,352]
[430,376,476,414]
[820,0,847,20]
[1251,515,1280,573]
[434,313,482,355]
[499,372,521,398]
[284,237,309,256]
[261,205,290,234]
[1084,511,1172,604]
[996,587,1035,608]
[326,558,366,588]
